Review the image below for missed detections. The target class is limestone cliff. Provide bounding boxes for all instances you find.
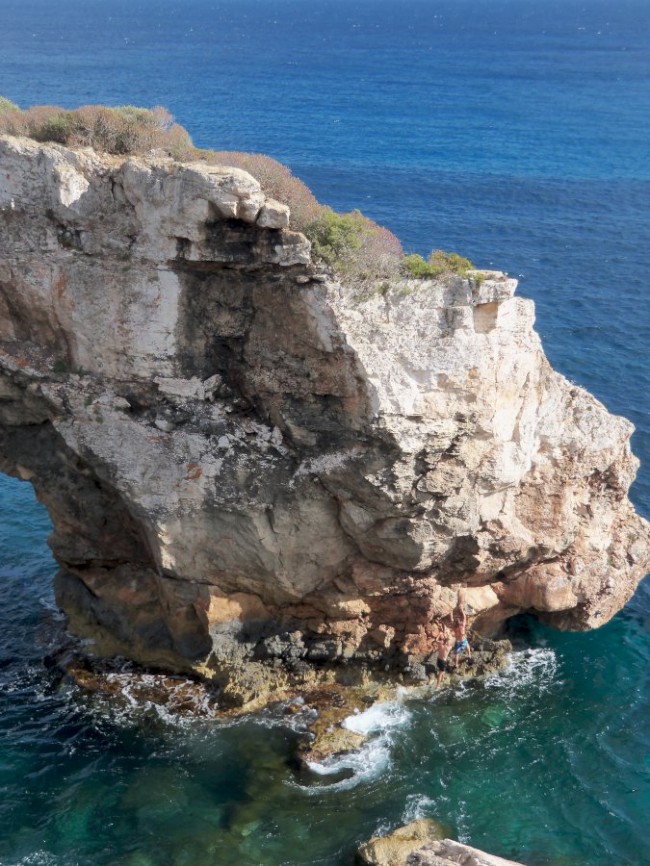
[1,135,648,698]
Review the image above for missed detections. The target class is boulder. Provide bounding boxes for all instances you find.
[358,820,448,866]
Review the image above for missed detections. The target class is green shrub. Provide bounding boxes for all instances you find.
[402,249,475,280]
[304,209,403,285]
[110,105,185,155]
[429,250,474,275]
[32,111,74,144]
[305,210,366,267]
[401,254,435,278]
[0,96,19,116]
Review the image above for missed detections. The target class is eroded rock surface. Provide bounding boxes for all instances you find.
[358,822,526,866]
[1,134,649,701]
[407,839,525,866]
[358,819,449,866]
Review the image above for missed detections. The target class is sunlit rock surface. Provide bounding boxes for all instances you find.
[357,819,447,866]
[1,134,648,700]
[358,822,525,866]
[408,840,525,866]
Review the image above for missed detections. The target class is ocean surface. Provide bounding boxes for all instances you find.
[1,1,649,864]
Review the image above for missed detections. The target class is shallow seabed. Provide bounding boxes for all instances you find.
[0,478,649,866]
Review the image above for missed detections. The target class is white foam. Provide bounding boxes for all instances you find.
[372,820,393,839]
[455,798,471,844]
[296,700,411,794]
[304,732,392,792]
[76,668,226,732]
[484,647,559,696]
[342,700,410,735]
[7,853,58,866]
[403,792,437,823]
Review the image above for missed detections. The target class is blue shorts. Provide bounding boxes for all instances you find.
[454,639,468,654]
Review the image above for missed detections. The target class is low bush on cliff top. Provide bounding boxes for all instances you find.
[401,250,475,279]
[0,98,479,290]
[0,102,193,158]
[0,97,19,115]
[305,209,404,284]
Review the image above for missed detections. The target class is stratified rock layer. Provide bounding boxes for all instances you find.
[1,135,648,695]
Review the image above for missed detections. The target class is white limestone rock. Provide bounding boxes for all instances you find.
[409,840,525,866]
[0,134,648,686]
[257,198,291,229]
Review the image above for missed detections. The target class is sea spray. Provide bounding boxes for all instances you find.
[483,648,559,698]
[296,701,412,793]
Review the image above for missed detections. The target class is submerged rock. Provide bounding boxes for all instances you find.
[0,134,648,701]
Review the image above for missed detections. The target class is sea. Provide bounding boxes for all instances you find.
[0,1,649,864]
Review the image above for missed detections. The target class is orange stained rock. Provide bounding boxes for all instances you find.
[206,589,270,625]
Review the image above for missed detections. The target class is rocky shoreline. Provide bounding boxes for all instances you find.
[51,644,528,865]
[51,627,511,763]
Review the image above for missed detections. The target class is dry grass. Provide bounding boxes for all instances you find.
[0,103,194,158]
[0,99,408,286]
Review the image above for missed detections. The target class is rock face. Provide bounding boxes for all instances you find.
[357,819,448,866]
[407,840,525,866]
[357,822,525,866]
[1,134,649,697]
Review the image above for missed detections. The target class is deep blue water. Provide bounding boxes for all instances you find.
[0,1,649,864]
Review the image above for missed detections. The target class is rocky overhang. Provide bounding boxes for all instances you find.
[0,134,648,704]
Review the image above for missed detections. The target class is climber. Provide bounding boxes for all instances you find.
[434,625,454,687]
[452,608,472,663]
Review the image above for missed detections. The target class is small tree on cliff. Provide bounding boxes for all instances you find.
[401,250,475,279]
[304,209,403,286]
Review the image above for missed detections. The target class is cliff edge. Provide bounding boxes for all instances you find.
[1,135,648,702]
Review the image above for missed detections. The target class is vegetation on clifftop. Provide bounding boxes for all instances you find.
[0,98,478,290]
[304,209,404,284]
[401,250,475,279]
[0,103,193,158]
[0,97,20,115]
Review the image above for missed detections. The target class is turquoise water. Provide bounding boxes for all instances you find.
[1,476,649,865]
[1,0,649,863]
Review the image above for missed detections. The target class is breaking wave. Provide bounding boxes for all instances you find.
[483,647,559,698]
[296,701,412,793]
